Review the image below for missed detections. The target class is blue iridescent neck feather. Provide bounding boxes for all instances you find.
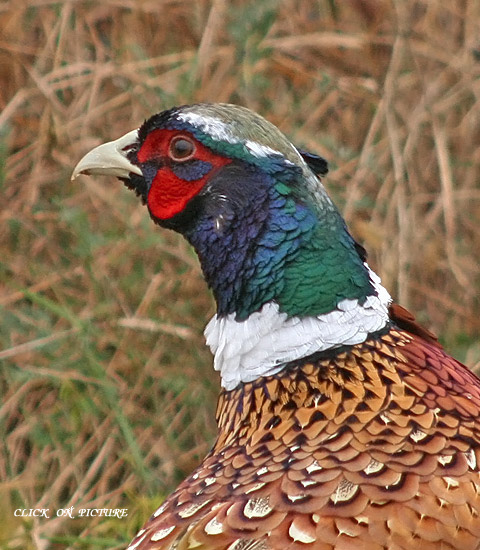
[183,163,373,321]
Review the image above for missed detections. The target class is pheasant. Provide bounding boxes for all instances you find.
[72,103,480,550]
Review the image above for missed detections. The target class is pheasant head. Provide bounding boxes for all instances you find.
[73,103,391,389]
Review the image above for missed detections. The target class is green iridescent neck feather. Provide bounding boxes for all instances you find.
[185,161,373,320]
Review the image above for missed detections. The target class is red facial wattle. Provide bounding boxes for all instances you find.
[137,129,231,220]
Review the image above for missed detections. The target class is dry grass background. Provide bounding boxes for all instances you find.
[1,1,479,548]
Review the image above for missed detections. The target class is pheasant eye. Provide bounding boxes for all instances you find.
[169,136,196,161]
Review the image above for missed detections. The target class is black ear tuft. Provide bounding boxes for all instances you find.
[297,149,329,176]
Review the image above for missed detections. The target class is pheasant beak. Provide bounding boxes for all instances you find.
[71,129,143,180]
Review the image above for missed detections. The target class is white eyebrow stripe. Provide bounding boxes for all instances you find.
[176,112,238,144]
[177,112,288,160]
[245,140,284,159]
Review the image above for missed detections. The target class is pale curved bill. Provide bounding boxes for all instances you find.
[71,129,142,180]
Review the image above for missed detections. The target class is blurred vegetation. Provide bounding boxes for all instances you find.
[1,0,479,548]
